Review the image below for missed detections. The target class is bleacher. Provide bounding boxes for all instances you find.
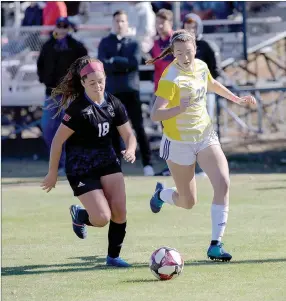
[1,2,285,141]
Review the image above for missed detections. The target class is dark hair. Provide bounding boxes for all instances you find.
[113,10,127,18]
[156,8,173,22]
[51,56,105,116]
[146,29,196,65]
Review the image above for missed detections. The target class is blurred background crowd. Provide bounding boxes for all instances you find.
[1,1,286,176]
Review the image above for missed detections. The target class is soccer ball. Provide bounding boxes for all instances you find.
[149,246,184,280]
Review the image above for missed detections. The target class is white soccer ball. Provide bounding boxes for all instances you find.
[149,246,184,280]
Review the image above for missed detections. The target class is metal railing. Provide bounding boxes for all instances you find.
[2,25,285,142]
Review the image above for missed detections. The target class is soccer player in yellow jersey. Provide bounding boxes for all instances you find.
[146,30,256,261]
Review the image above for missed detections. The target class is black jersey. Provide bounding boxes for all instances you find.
[61,92,128,176]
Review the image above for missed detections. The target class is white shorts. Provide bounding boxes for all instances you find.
[159,131,220,166]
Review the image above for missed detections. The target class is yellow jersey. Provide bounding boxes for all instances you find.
[155,58,213,143]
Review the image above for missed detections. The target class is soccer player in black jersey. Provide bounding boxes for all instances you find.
[41,56,137,267]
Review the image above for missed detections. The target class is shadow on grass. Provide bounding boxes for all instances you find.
[123,279,158,283]
[68,255,105,262]
[256,186,286,191]
[2,257,286,277]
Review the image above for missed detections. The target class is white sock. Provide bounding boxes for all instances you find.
[159,187,176,205]
[211,204,229,242]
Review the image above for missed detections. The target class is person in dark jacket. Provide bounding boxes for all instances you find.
[22,2,43,51]
[37,17,88,175]
[183,13,220,80]
[22,2,43,26]
[98,10,154,176]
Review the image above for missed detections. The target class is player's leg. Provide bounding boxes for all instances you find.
[150,135,197,212]
[166,160,197,209]
[67,174,111,239]
[101,172,130,267]
[78,191,111,227]
[197,143,232,261]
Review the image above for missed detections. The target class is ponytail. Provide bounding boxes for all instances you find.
[146,29,196,66]
[145,46,173,65]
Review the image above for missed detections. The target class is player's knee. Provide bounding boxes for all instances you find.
[89,213,111,227]
[186,195,197,209]
[111,210,127,224]
[219,176,230,196]
[179,195,197,209]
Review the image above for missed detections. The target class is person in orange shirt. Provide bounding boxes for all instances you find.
[43,1,67,26]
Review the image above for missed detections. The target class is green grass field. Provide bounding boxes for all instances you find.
[2,174,286,301]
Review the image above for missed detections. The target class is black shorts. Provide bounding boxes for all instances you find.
[66,163,122,196]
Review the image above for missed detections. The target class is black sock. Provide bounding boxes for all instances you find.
[211,240,219,246]
[77,209,92,226]
[108,220,126,258]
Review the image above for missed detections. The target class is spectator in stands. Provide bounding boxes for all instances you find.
[77,2,90,24]
[183,14,220,79]
[191,2,234,20]
[150,9,174,92]
[98,10,154,176]
[65,1,80,17]
[151,2,173,14]
[1,6,5,27]
[37,17,88,175]
[22,2,43,51]
[43,1,67,26]
[128,2,156,54]
[64,1,89,24]
[22,2,43,26]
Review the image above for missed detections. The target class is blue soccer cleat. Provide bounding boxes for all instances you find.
[69,205,87,239]
[207,242,232,262]
[150,182,164,213]
[106,256,131,268]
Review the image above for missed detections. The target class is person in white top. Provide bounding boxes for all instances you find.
[128,2,156,54]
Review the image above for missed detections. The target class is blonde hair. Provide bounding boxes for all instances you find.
[146,29,196,65]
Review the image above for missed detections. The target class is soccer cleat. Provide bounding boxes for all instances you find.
[207,242,232,262]
[106,256,131,268]
[69,205,87,239]
[150,182,164,213]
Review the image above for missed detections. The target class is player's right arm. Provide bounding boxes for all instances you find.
[41,124,74,193]
[151,79,189,122]
[151,96,190,122]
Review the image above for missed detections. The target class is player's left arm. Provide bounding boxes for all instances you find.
[117,122,137,163]
[113,97,137,163]
[207,72,256,106]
